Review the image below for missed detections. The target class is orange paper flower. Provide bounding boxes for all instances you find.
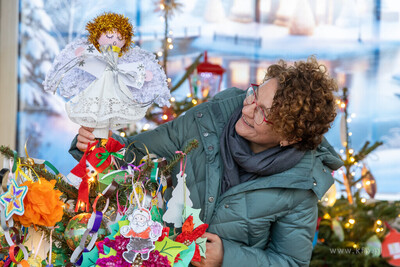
[13,178,64,227]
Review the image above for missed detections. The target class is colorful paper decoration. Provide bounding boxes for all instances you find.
[175,216,209,262]
[182,206,203,229]
[120,208,163,263]
[163,172,193,228]
[362,165,377,198]
[13,178,64,227]
[98,170,128,192]
[174,242,196,267]
[0,179,28,220]
[81,246,99,267]
[196,237,207,258]
[154,237,188,264]
[382,224,400,266]
[320,183,337,207]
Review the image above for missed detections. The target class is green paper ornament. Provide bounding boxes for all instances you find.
[81,246,100,267]
[151,204,163,223]
[98,170,128,192]
[183,206,203,229]
[196,237,207,258]
[174,242,196,267]
[155,237,188,264]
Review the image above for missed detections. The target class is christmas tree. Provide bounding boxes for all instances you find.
[310,87,400,266]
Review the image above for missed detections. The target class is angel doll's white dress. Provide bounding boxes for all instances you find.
[43,39,170,138]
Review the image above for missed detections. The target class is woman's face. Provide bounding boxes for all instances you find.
[98,30,126,48]
[235,78,283,153]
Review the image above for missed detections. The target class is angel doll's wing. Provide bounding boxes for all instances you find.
[43,38,106,98]
[120,46,171,107]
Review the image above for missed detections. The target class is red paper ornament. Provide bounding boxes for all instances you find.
[382,222,400,266]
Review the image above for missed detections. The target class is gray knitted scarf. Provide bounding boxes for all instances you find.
[220,107,305,194]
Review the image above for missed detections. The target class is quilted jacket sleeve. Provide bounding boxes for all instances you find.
[221,191,318,267]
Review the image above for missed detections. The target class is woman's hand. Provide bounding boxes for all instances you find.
[76,126,95,152]
[191,232,224,267]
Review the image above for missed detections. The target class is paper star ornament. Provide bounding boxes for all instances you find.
[0,179,28,220]
[81,246,99,267]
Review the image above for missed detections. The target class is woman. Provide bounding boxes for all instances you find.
[70,57,343,266]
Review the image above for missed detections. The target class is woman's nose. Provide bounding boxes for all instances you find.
[242,101,256,118]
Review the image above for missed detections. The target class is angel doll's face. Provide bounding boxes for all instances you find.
[98,30,126,48]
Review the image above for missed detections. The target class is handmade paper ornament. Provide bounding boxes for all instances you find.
[365,234,382,257]
[43,12,170,139]
[150,197,163,224]
[13,178,64,227]
[382,222,400,266]
[331,219,344,241]
[175,242,196,267]
[120,208,163,263]
[67,137,124,212]
[0,179,28,220]
[163,172,193,228]
[361,165,377,198]
[64,213,108,251]
[98,170,128,192]
[154,237,188,265]
[320,183,337,207]
[175,215,209,262]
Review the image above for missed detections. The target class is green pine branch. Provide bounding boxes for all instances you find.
[161,139,199,175]
[353,141,384,163]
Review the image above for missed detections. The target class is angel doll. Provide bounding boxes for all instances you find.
[43,12,170,139]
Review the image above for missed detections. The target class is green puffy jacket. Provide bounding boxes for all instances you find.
[70,88,343,267]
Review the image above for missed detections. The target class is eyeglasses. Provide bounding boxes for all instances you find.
[245,84,273,125]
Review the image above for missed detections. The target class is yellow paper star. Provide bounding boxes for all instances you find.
[0,179,28,220]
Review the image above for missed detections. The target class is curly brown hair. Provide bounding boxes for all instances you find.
[265,56,338,150]
[86,12,134,56]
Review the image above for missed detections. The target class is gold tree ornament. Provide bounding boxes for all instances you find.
[361,165,377,198]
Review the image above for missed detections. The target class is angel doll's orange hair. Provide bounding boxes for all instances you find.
[86,12,134,56]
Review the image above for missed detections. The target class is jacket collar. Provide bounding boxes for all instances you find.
[218,141,342,201]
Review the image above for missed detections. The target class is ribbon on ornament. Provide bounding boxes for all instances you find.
[176,151,189,208]
[95,151,124,168]
[175,151,187,175]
